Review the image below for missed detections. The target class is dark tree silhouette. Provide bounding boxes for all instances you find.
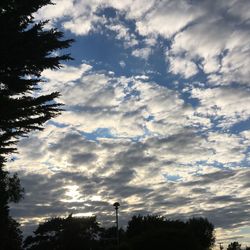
[227,242,242,250]
[24,214,216,250]
[0,0,73,248]
[0,168,24,250]
[24,215,102,250]
[125,215,215,250]
[187,217,215,250]
[1,215,23,250]
[99,226,126,250]
[0,0,73,163]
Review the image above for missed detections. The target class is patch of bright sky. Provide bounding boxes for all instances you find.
[163,174,182,183]
[230,118,250,134]
[60,185,85,203]
[79,128,114,141]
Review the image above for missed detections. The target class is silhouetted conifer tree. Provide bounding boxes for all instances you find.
[0,0,73,162]
[0,0,73,248]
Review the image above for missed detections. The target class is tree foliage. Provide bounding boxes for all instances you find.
[187,217,215,250]
[24,215,216,250]
[227,242,242,250]
[0,0,73,164]
[24,215,102,250]
[125,215,215,250]
[0,167,24,250]
[0,215,23,250]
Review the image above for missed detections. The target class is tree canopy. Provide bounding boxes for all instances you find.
[24,215,102,250]
[227,242,242,250]
[24,215,216,250]
[125,215,215,250]
[0,0,73,164]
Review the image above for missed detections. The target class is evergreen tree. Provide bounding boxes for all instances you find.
[0,0,73,248]
[0,0,73,163]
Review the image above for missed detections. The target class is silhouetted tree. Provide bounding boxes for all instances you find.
[0,210,23,250]
[187,217,215,250]
[0,0,73,162]
[125,215,215,250]
[227,242,242,250]
[127,215,214,250]
[24,215,101,250]
[0,0,73,248]
[0,169,23,250]
[24,214,216,250]
[99,226,126,250]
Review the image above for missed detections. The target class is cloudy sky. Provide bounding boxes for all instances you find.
[8,0,250,248]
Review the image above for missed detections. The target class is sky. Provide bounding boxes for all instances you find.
[7,0,250,248]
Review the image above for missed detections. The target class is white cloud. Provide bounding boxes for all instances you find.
[106,23,139,48]
[40,64,194,137]
[35,0,74,21]
[106,0,155,19]
[169,56,198,78]
[119,61,126,68]
[191,87,250,128]
[63,16,93,35]
[167,2,250,85]
[132,47,152,60]
[42,64,92,83]
[36,64,250,167]
[135,0,203,38]
[36,0,250,86]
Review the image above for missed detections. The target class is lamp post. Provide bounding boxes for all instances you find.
[113,202,120,248]
[219,243,224,250]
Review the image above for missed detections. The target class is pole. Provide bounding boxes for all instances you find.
[115,206,119,247]
[219,243,224,250]
[113,202,120,248]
